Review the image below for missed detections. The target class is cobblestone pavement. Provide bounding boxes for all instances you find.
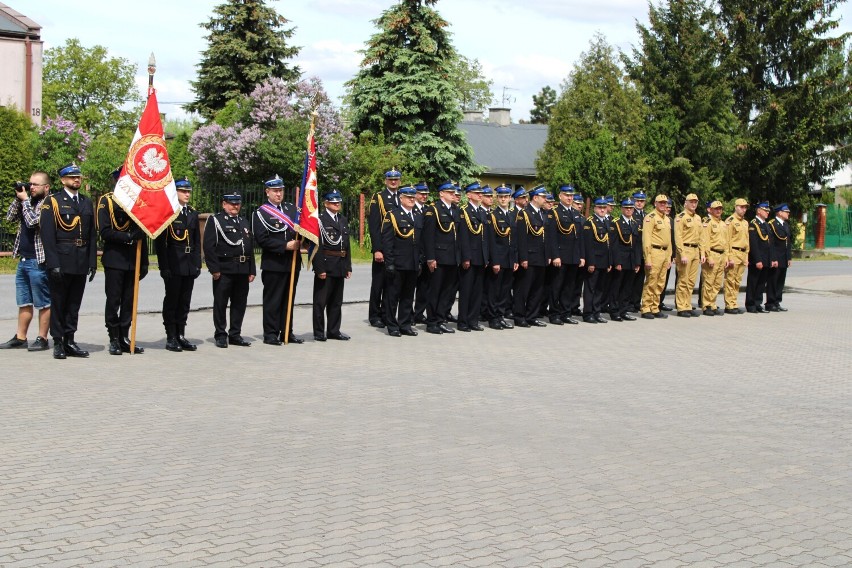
[1,283,850,567]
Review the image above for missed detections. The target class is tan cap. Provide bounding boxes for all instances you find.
[685,193,699,201]
[654,194,669,203]
[710,200,723,208]
[734,198,748,206]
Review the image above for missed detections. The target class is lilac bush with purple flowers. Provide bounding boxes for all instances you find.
[32,116,92,176]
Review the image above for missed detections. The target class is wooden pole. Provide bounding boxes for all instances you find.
[129,239,142,354]
[282,238,301,345]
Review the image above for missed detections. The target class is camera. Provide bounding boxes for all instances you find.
[13,181,32,192]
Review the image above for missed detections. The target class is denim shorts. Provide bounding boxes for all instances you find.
[15,258,51,309]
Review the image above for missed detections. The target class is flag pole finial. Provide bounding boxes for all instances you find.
[147,53,156,88]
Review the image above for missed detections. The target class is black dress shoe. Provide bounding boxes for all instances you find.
[328,332,350,340]
[622,314,637,321]
[446,314,458,323]
[109,339,123,355]
[529,320,547,327]
[470,324,484,331]
[776,305,788,312]
[215,337,228,348]
[660,304,674,311]
[593,316,607,324]
[438,324,455,334]
[177,336,197,351]
[583,317,597,324]
[426,326,443,335]
[400,328,418,336]
[677,311,692,318]
[514,319,530,328]
[369,320,386,328]
[263,338,282,345]
[413,316,427,324]
[228,336,251,346]
[53,343,66,359]
[388,330,401,337]
[746,308,757,313]
[120,338,144,354]
[561,316,580,325]
[64,341,89,358]
[641,312,655,320]
[489,321,504,330]
[755,306,767,313]
[609,314,623,322]
[286,335,304,344]
[501,319,514,329]
[654,312,668,319]
[703,308,716,317]
[548,318,564,326]
[457,325,471,332]
[313,334,327,342]
[724,308,741,314]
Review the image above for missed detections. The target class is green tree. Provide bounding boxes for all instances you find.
[625,0,738,201]
[188,0,301,119]
[537,34,645,194]
[0,106,35,249]
[530,85,557,124]
[551,129,629,198]
[345,0,479,183]
[718,0,852,209]
[42,38,142,136]
[449,54,493,111]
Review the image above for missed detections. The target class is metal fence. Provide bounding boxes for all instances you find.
[1,183,365,257]
[805,204,852,248]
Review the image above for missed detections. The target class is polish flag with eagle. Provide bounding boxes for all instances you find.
[295,114,320,264]
[113,87,179,238]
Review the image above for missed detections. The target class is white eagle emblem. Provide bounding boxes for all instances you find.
[138,148,167,177]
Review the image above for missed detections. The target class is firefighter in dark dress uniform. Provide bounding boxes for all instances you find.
[457,182,489,332]
[423,181,460,334]
[766,203,793,311]
[582,197,612,323]
[607,198,641,321]
[97,169,148,355]
[484,184,516,330]
[40,164,98,360]
[367,168,402,327]
[381,186,421,337]
[252,175,303,345]
[155,177,201,351]
[203,191,256,348]
[412,182,431,324]
[312,190,352,341]
[513,185,549,327]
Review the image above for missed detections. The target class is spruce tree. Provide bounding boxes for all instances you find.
[345,0,478,184]
[625,0,738,200]
[530,86,556,125]
[188,0,301,119]
[718,0,851,207]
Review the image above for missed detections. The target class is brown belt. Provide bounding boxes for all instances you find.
[323,250,347,258]
[220,255,248,263]
[711,248,725,253]
[652,245,668,250]
[732,246,746,252]
[57,239,88,247]
[683,243,699,247]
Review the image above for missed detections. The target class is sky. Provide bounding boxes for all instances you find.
[19,0,852,123]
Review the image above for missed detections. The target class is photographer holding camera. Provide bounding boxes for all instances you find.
[1,172,52,351]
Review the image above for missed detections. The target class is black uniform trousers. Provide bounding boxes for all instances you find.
[49,273,86,341]
[369,261,385,324]
[766,265,788,308]
[745,266,769,310]
[213,272,250,340]
[413,263,429,322]
[427,264,458,327]
[485,267,512,323]
[568,268,584,315]
[514,265,545,323]
[583,268,609,318]
[104,268,135,334]
[548,264,578,320]
[162,275,195,328]
[384,269,417,333]
[631,265,645,311]
[313,274,344,336]
[457,265,484,328]
[262,270,299,341]
[608,267,635,317]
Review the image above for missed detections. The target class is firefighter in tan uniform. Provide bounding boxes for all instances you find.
[699,200,728,316]
[723,198,750,314]
[640,194,672,319]
[674,193,703,317]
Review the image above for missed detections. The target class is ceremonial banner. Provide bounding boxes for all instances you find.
[295,116,320,264]
[113,87,179,238]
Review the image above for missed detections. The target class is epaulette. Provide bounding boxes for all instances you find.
[424,210,434,217]
[676,212,685,219]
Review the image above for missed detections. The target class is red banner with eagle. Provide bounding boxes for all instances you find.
[295,113,320,264]
[113,87,179,238]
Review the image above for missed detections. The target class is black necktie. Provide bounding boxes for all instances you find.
[182,206,187,217]
[72,194,78,204]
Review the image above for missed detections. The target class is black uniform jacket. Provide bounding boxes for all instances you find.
[155,206,202,277]
[313,209,352,278]
[252,201,301,273]
[368,189,399,253]
[97,193,148,271]
[40,190,98,274]
[458,204,489,266]
[423,201,459,266]
[381,208,421,271]
[583,215,612,269]
[515,205,547,266]
[203,211,256,276]
[767,218,792,264]
[748,218,771,265]
[548,204,584,264]
[488,207,516,267]
[609,216,641,268]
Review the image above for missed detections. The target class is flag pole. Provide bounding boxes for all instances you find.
[129,53,156,355]
[283,111,317,345]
